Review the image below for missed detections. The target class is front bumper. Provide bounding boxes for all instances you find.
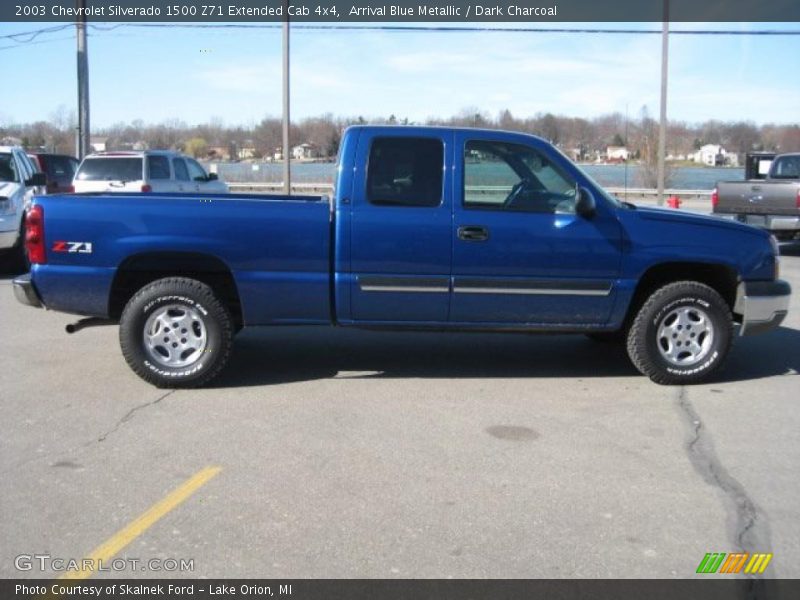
[734,279,791,336]
[12,274,43,308]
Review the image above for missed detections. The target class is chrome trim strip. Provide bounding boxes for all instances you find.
[357,276,450,294]
[360,285,449,293]
[453,287,611,296]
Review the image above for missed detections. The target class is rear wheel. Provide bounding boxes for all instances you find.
[119,277,233,388]
[627,281,733,385]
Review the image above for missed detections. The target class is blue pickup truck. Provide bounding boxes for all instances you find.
[13,126,791,387]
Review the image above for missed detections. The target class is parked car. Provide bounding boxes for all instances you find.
[713,152,800,240]
[0,146,46,260]
[27,152,79,194]
[13,126,790,388]
[72,150,228,194]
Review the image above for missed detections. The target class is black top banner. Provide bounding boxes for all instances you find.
[3,0,800,23]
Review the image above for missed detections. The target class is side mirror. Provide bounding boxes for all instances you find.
[207,173,218,181]
[26,172,47,188]
[576,186,596,218]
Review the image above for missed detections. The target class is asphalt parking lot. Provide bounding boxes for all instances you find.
[1,244,798,580]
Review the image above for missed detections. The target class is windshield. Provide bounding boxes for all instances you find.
[0,153,19,183]
[76,157,143,182]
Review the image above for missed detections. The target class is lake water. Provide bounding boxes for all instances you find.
[210,161,743,191]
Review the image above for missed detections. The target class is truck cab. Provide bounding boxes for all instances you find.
[337,127,622,326]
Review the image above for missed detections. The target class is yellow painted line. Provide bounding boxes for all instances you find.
[59,466,221,581]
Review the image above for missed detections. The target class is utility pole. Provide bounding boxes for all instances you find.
[656,0,669,205]
[76,0,90,159]
[282,3,291,195]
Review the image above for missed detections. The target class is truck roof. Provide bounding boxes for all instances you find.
[344,124,550,143]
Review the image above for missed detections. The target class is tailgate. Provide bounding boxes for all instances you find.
[715,181,799,215]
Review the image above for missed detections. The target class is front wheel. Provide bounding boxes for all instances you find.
[627,281,733,385]
[119,277,233,388]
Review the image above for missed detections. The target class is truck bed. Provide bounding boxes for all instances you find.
[715,180,799,215]
[32,191,334,325]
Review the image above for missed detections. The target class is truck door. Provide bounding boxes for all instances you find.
[450,131,622,325]
[347,129,453,322]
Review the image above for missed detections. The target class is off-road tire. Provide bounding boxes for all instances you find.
[119,277,233,388]
[627,281,733,385]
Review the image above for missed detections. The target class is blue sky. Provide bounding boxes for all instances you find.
[1,21,798,127]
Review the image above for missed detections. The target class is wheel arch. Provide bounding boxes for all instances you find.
[108,251,243,328]
[626,261,739,327]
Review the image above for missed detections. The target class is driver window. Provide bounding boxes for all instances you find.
[464,140,577,214]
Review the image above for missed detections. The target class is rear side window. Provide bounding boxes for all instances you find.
[367,137,443,207]
[172,158,190,181]
[771,156,800,179]
[148,156,171,180]
[76,158,143,181]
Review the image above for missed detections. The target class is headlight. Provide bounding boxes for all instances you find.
[770,234,780,279]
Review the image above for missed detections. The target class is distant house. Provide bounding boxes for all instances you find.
[1,136,23,146]
[90,136,108,152]
[237,146,258,160]
[693,144,731,167]
[606,146,629,162]
[292,143,320,160]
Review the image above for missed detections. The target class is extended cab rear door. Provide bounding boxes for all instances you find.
[450,131,622,325]
[346,128,453,322]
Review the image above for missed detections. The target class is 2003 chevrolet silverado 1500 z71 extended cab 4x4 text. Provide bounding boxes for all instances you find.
[12,126,792,387]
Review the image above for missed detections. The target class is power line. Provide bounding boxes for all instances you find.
[4,22,800,41]
[0,24,72,41]
[108,23,800,35]
[2,22,798,51]
[0,35,75,51]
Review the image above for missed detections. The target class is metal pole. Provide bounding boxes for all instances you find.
[282,5,291,195]
[76,0,90,159]
[624,103,629,194]
[656,1,669,205]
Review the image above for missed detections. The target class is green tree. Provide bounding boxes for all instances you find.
[184,137,208,158]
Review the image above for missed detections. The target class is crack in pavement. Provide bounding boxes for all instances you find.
[676,386,776,594]
[3,390,177,475]
[93,390,176,444]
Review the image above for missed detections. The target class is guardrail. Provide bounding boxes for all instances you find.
[607,187,712,200]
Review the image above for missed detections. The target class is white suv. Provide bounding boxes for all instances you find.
[1,146,45,255]
[72,150,229,194]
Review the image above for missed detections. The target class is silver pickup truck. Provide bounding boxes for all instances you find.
[713,153,800,240]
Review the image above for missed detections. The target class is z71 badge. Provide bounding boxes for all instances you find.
[52,241,93,254]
